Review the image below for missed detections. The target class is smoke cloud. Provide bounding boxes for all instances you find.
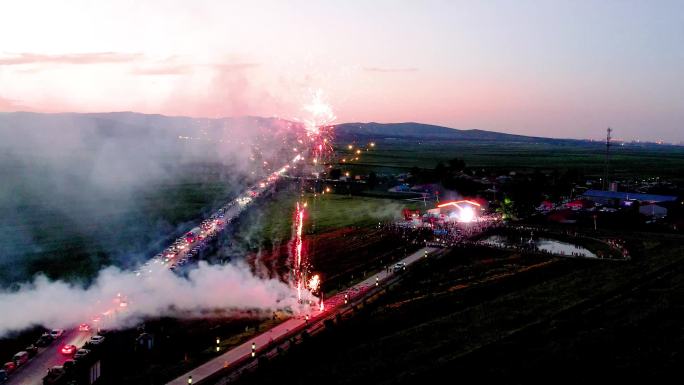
[0,112,298,283]
[0,261,302,337]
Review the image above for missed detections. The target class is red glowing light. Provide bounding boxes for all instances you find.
[437,200,482,208]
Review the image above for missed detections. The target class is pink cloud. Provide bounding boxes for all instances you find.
[0,95,31,111]
[0,52,142,66]
[363,67,418,73]
[213,62,260,72]
[130,64,192,75]
[131,61,259,76]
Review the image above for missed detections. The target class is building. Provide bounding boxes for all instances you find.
[582,190,678,206]
[639,204,668,219]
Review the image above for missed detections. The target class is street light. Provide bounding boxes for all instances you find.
[251,342,256,358]
[375,276,379,287]
[344,293,348,304]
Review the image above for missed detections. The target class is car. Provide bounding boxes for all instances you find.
[49,329,64,339]
[0,369,8,384]
[62,360,76,371]
[78,323,91,332]
[73,349,90,360]
[35,335,53,347]
[43,366,66,384]
[392,262,407,272]
[88,335,105,345]
[12,351,29,366]
[74,349,90,360]
[25,345,38,357]
[61,345,77,355]
[2,362,15,375]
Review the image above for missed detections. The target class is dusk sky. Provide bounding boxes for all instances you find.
[1,0,682,141]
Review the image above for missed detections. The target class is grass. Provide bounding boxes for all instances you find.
[306,193,422,233]
[232,184,423,251]
[0,162,241,285]
[335,139,684,181]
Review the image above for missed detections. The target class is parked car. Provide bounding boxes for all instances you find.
[62,360,76,371]
[89,335,105,345]
[25,345,38,357]
[43,366,66,385]
[35,334,52,347]
[2,362,15,375]
[73,349,90,360]
[12,351,29,366]
[49,329,64,339]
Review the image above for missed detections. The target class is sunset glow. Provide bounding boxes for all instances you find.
[1,0,683,141]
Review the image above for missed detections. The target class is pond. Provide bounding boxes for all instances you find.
[481,235,598,258]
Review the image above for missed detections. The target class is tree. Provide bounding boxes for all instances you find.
[448,158,466,172]
[367,171,377,189]
[329,168,342,180]
[497,196,518,220]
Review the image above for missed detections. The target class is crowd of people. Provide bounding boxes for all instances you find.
[383,215,630,261]
[383,212,502,247]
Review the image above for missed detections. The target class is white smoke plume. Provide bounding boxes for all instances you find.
[0,112,301,282]
[0,261,303,337]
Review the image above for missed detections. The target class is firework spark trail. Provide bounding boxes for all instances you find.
[288,90,336,305]
[292,201,306,301]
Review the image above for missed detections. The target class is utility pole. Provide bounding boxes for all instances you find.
[603,127,612,190]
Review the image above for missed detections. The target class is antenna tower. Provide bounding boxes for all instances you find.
[603,127,612,190]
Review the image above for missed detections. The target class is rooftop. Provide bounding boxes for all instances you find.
[583,189,678,203]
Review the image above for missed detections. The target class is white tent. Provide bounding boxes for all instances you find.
[639,204,667,218]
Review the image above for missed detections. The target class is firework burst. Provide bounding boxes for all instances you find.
[300,89,336,164]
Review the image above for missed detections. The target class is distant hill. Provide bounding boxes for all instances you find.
[0,111,292,139]
[0,111,584,144]
[335,122,572,143]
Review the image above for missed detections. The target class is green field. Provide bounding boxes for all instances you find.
[0,158,242,284]
[5,134,684,286]
[335,139,684,181]
[233,184,423,252]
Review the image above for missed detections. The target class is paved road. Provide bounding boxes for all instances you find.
[7,329,93,385]
[167,246,437,385]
